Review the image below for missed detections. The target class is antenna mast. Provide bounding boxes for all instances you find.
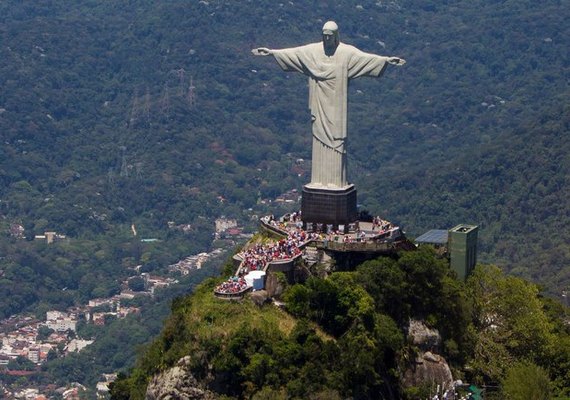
[172,68,186,96]
[142,87,151,124]
[160,84,170,118]
[129,89,140,128]
[187,76,196,109]
[120,146,129,177]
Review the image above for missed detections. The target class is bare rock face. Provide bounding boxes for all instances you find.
[402,351,454,390]
[408,319,441,350]
[145,356,216,400]
[402,320,453,391]
[265,273,285,298]
[250,290,270,306]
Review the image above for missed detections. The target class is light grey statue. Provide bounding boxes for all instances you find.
[253,21,405,189]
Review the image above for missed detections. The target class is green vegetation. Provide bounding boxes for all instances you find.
[36,265,220,388]
[111,248,570,399]
[0,0,567,394]
[7,356,37,372]
[0,232,213,319]
[501,362,551,400]
[0,1,566,316]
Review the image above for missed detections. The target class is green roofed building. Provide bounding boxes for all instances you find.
[448,224,478,280]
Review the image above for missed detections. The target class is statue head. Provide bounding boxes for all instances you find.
[322,21,340,55]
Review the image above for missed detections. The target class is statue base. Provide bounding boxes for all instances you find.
[301,184,358,232]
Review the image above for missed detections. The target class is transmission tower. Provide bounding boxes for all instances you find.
[107,167,115,185]
[159,84,170,118]
[142,87,151,123]
[120,146,129,177]
[170,68,186,96]
[187,76,196,109]
[129,90,140,128]
[134,162,143,180]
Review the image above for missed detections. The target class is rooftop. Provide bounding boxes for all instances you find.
[415,229,448,245]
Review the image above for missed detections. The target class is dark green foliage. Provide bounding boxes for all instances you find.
[547,335,570,397]
[7,356,36,371]
[36,325,54,341]
[127,276,146,292]
[0,0,566,396]
[501,362,551,400]
[0,0,566,312]
[112,247,570,399]
[355,247,473,363]
[0,235,202,318]
[107,373,133,400]
[355,257,409,319]
[285,273,375,336]
[465,265,570,392]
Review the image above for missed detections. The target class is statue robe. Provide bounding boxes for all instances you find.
[272,42,389,188]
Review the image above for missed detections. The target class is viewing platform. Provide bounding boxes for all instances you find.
[214,214,313,298]
[214,212,413,298]
[214,286,252,300]
[260,216,412,253]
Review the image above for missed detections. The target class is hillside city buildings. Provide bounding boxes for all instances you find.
[0,242,228,399]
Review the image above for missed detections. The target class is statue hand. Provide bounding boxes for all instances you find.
[252,47,272,56]
[388,57,406,66]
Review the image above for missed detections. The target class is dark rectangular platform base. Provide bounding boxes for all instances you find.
[302,184,358,232]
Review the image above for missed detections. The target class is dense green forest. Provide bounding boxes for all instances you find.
[0,0,567,305]
[111,248,570,399]
[0,0,568,394]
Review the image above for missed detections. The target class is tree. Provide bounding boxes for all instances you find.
[47,348,58,362]
[128,276,146,292]
[356,257,409,321]
[501,362,550,400]
[329,272,375,331]
[467,265,555,383]
[8,356,36,371]
[36,325,54,341]
[283,284,310,317]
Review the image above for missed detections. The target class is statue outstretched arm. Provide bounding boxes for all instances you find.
[252,47,273,56]
[387,57,406,66]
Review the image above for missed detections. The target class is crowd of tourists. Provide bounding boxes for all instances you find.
[372,216,394,232]
[237,226,318,275]
[214,276,248,295]
[215,212,399,295]
[261,212,303,232]
[215,216,316,295]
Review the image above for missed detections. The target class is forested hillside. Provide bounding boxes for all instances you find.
[110,251,570,399]
[0,0,567,315]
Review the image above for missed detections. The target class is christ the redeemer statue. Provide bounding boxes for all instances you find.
[253,21,405,189]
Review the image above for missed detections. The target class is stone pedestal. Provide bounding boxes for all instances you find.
[301,184,358,231]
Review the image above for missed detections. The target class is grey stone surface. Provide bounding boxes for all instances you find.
[408,319,442,350]
[145,356,216,400]
[402,320,453,392]
[253,21,405,189]
[402,351,454,391]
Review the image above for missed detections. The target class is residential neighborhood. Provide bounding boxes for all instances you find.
[0,240,229,399]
